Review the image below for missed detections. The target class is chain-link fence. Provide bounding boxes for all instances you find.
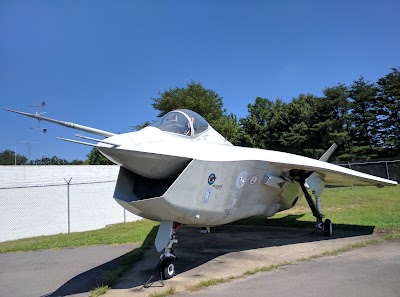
[337,160,400,183]
[0,166,140,243]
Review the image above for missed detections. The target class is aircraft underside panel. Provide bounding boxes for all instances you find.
[113,159,302,225]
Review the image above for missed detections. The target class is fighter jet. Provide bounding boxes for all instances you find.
[4,108,397,279]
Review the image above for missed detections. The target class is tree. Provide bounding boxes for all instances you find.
[237,97,287,151]
[238,90,351,160]
[0,149,28,165]
[376,68,400,157]
[151,81,239,142]
[312,84,351,160]
[348,77,380,160]
[132,121,151,131]
[29,156,69,165]
[85,148,114,165]
[70,159,84,165]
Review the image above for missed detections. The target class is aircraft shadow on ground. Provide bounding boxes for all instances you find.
[43,218,374,296]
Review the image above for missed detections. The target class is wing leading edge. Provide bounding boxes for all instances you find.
[267,157,397,187]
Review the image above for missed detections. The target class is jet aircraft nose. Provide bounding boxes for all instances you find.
[97,127,191,179]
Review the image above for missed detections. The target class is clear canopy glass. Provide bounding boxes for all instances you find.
[150,109,209,137]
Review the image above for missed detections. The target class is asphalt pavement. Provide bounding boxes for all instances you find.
[105,225,392,297]
[1,225,398,297]
[178,240,400,297]
[0,244,139,297]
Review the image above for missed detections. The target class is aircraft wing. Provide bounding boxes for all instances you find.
[265,155,397,187]
[189,145,397,187]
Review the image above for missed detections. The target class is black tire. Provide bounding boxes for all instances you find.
[324,219,333,236]
[161,257,176,280]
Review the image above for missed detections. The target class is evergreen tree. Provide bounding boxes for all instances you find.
[237,97,287,151]
[348,77,380,160]
[308,85,350,160]
[376,68,400,157]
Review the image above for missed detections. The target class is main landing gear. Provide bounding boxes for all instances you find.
[297,174,333,236]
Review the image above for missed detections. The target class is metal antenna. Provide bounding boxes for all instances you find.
[30,101,46,116]
[19,141,39,162]
[29,101,47,132]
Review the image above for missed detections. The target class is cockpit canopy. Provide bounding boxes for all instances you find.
[150,109,209,137]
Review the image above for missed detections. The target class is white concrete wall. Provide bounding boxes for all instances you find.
[0,165,141,242]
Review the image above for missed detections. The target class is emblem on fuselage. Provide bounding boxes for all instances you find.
[208,173,216,185]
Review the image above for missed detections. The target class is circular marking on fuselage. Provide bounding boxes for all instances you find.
[250,176,258,185]
[208,173,216,185]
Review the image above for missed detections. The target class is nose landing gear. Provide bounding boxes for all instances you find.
[155,221,181,280]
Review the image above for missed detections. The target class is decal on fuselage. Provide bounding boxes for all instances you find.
[249,176,258,185]
[208,173,216,185]
[203,188,211,203]
[236,171,248,189]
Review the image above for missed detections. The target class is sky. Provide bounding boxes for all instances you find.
[1,1,399,161]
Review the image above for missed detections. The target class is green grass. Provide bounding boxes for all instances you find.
[148,286,177,297]
[235,186,400,231]
[89,285,110,297]
[186,278,228,292]
[243,261,292,276]
[0,219,159,253]
[1,186,398,254]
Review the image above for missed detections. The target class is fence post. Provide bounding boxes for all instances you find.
[385,162,390,180]
[64,178,72,234]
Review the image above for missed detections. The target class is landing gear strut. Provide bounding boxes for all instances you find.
[296,174,333,236]
[155,221,181,280]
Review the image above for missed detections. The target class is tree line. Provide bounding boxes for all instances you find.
[1,67,398,165]
[149,67,400,161]
[0,150,85,165]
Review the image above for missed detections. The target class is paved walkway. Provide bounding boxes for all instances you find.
[105,225,381,297]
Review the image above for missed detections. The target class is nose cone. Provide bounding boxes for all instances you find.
[96,128,191,179]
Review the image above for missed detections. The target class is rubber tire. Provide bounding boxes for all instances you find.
[161,257,176,280]
[324,219,333,236]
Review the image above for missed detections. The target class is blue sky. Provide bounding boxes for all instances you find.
[1,1,399,161]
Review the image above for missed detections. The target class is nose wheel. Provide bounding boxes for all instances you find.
[160,257,176,279]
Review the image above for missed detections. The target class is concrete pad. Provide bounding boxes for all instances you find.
[177,240,400,297]
[105,225,378,297]
[0,244,140,297]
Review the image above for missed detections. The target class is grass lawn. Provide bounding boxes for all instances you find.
[0,219,159,253]
[237,186,400,232]
[0,186,399,254]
